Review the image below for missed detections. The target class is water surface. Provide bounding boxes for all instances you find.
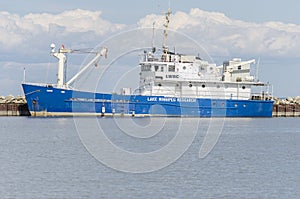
[0,117,299,198]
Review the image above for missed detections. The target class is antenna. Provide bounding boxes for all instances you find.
[152,21,156,50]
[23,67,26,83]
[255,58,260,82]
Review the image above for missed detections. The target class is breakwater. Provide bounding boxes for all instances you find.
[272,96,300,117]
[0,96,30,116]
[273,104,300,117]
[1,95,300,117]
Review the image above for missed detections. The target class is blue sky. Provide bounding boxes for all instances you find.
[1,0,300,23]
[2,0,300,24]
[0,0,300,97]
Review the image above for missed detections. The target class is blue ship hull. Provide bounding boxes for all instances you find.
[22,83,274,117]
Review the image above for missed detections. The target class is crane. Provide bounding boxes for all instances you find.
[50,44,108,88]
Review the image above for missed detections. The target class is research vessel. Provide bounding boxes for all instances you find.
[22,10,273,117]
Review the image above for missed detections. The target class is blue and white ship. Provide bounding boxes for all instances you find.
[22,10,273,117]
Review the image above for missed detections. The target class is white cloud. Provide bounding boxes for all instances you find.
[138,8,300,57]
[24,9,124,34]
[1,8,300,59]
[0,9,125,52]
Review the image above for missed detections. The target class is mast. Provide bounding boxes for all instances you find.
[152,21,156,52]
[255,58,260,82]
[162,7,171,58]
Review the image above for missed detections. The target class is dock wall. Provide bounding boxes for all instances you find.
[272,104,300,117]
[0,103,30,116]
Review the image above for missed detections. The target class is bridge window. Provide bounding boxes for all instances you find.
[154,65,159,71]
[168,65,175,72]
[141,65,151,71]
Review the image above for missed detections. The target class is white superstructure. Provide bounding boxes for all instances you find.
[138,50,269,100]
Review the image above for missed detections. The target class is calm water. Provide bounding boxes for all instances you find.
[0,117,299,198]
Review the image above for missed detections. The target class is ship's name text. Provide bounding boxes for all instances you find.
[165,74,179,79]
[147,97,196,103]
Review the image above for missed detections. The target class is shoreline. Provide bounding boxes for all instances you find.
[1,102,299,118]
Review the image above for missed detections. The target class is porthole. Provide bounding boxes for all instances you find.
[202,84,206,88]
[217,85,220,89]
[242,86,246,89]
[183,66,186,70]
[234,104,238,108]
[243,104,247,108]
[189,83,192,87]
[158,83,162,87]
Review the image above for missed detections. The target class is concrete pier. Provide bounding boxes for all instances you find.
[272,96,300,117]
[0,96,30,116]
[0,103,30,116]
[272,104,300,117]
